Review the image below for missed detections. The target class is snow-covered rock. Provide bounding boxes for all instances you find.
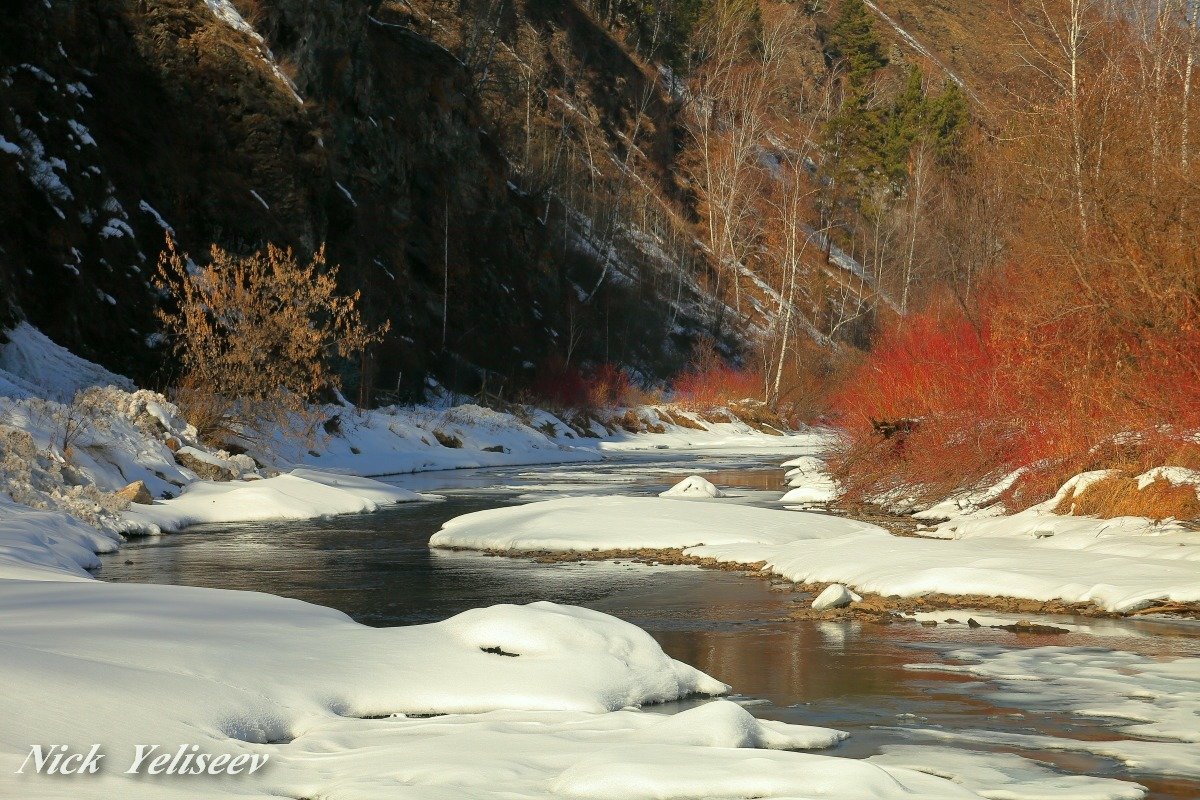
[811,583,860,610]
[779,455,840,505]
[660,474,724,498]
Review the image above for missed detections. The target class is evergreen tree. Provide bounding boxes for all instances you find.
[882,64,928,183]
[925,80,968,162]
[826,0,887,88]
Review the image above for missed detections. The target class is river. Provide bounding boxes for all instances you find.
[97,451,1200,800]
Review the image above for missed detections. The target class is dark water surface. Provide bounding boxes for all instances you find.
[99,452,1200,799]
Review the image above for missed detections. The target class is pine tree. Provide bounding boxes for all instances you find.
[925,80,968,162]
[826,0,888,89]
[882,65,928,184]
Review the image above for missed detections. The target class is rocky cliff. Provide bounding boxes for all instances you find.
[1,0,730,400]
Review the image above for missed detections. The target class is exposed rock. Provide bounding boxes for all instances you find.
[164,437,182,452]
[481,445,506,453]
[114,480,152,505]
[174,449,235,482]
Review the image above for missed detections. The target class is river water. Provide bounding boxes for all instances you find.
[98,452,1200,799]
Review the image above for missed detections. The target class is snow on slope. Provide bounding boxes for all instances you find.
[432,493,1200,612]
[0,325,430,533]
[293,402,822,478]
[0,321,133,402]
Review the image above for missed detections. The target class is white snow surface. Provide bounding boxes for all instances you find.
[866,745,1147,800]
[0,495,1005,799]
[780,454,841,504]
[433,494,1200,612]
[122,468,427,533]
[659,474,724,498]
[0,322,133,401]
[291,402,828,479]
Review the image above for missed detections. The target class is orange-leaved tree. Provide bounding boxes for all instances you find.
[154,236,389,445]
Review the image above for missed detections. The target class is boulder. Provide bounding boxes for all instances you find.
[174,448,236,482]
[114,480,152,505]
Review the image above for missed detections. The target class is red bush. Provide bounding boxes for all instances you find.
[586,362,633,409]
[530,357,589,409]
[827,269,1200,509]
[529,359,633,411]
[671,364,762,410]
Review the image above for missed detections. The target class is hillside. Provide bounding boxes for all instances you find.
[0,0,744,399]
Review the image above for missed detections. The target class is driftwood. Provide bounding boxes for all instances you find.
[871,417,920,439]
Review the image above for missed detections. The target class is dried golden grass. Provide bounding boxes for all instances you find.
[655,407,706,430]
[1054,473,1200,521]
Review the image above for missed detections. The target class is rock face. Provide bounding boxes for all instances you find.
[811,584,861,611]
[0,0,736,399]
[114,480,153,505]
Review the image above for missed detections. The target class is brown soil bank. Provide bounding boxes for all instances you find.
[437,545,1200,621]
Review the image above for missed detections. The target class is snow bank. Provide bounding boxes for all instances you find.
[0,497,121,581]
[779,454,841,504]
[290,403,829,479]
[288,402,604,477]
[0,497,991,800]
[433,496,1200,612]
[598,410,832,454]
[659,474,724,498]
[433,495,869,553]
[122,469,427,533]
[867,746,1147,800]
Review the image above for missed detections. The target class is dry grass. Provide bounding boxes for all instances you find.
[432,429,463,448]
[611,409,666,434]
[656,407,706,430]
[1054,473,1200,521]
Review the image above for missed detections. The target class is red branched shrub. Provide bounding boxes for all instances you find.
[530,359,634,411]
[828,265,1200,511]
[671,364,762,410]
[530,357,589,410]
[586,362,633,409]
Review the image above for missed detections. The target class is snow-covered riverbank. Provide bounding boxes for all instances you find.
[2,455,1032,800]
[1,323,1191,799]
[0,322,825,535]
[3,323,978,798]
[432,488,1200,614]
